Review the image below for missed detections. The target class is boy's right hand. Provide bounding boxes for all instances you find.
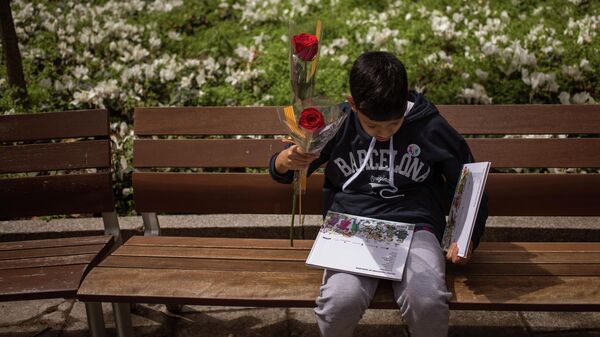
[274,141,318,175]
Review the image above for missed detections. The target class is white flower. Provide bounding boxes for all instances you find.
[159,67,176,82]
[234,44,256,63]
[561,65,583,81]
[149,35,162,49]
[337,54,349,65]
[481,41,499,56]
[475,69,488,80]
[571,92,596,104]
[167,31,182,41]
[458,83,492,104]
[253,32,269,45]
[71,90,98,107]
[521,69,559,92]
[195,71,207,87]
[72,66,90,80]
[121,65,143,83]
[0,78,5,87]
[180,76,192,89]
[431,12,456,40]
[558,92,571,105]
[580,59,592,72]
[148,0,184,12]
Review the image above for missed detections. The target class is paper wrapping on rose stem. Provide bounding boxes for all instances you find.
[277,98,349,193]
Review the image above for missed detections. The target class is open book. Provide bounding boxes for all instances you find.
[306,211,414,281]
[442,162,491,257]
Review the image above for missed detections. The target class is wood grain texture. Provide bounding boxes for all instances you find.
[77,237,600,311]
[0,109,109,142]
[0,264,89,301]
[133,105,600,136]
[0,254,96,270]
[0,173,115,219]
[0,235,113,300]
[132,172,600,216]
[0,140,110,173]
[133,138,600,169]
[0,236,113,251]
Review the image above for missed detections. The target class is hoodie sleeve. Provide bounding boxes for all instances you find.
[268,139,333,184]
[433,117,489,250]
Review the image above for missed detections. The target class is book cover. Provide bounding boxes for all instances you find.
[306,211,415,281]
[442,162,491,257]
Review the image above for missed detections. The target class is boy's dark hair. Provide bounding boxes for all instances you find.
[349,51,408,121]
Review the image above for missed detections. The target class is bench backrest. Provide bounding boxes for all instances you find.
[0,110,116,220]
[132,105,600,216]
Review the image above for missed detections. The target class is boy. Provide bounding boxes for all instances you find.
[269,51,488,337]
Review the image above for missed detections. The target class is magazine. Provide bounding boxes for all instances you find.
[441,162,491,257]
[306,211,415,281]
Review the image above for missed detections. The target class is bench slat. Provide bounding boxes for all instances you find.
[122,237,600,252]
[440,105,600,135]
[0,173,115,220]
[77,267,600,310]
[0,235,113,301]
[448,275,600,311]
[110,244,600,264]
[0,244,109,261]
[125,236,315,249]
[113,245,309,261]
[134,138,600,169]
[133,105,600,136]
[101,255,600,277]
[447,263,600,276]
[101,256,321,274]
[133,172,600,216]
[0,109,109,142]
[0,140,110,173]
[0,264,90,301]
[0,236,113,251]
[0,254,96,270]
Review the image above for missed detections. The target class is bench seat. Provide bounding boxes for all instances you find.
[78,236,600,311]
[0,235,113,301]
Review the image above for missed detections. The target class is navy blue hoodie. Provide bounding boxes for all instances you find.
[269,92,488,248]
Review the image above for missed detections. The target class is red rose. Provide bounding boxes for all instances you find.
[299,107,325,131]
[292,33,319,61]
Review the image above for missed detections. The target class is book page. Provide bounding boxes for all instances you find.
[306,212,415,281]
[442,162,490,257]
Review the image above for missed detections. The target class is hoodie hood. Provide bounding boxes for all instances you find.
[404,91,439,123]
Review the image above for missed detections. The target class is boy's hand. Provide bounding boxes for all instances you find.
[446,241,474,264]
[274,140,318,174]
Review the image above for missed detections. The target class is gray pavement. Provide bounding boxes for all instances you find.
[1,215,599,336]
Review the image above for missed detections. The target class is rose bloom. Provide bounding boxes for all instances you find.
[299,107,325,131]
[292,33,319,61]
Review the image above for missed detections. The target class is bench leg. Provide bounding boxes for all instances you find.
[85,302,107,337]
[142,212,160,236]
[113,302,134,337]
[102,211,123,246]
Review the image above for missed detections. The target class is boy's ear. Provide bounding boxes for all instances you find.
[346,96,357,112]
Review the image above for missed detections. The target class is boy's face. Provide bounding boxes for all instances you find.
[348,96,404,142]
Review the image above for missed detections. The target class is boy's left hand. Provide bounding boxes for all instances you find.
[446,241,473,264]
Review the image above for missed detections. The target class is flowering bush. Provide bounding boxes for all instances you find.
[1,0,598,214]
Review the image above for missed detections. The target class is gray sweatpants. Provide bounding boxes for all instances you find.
[314,230,452,337]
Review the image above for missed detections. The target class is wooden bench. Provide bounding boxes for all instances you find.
[0,109,130,337]
[77,105,600,336]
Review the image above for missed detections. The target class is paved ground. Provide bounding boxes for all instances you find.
[1,215,599,336]
[1,299,599,337]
